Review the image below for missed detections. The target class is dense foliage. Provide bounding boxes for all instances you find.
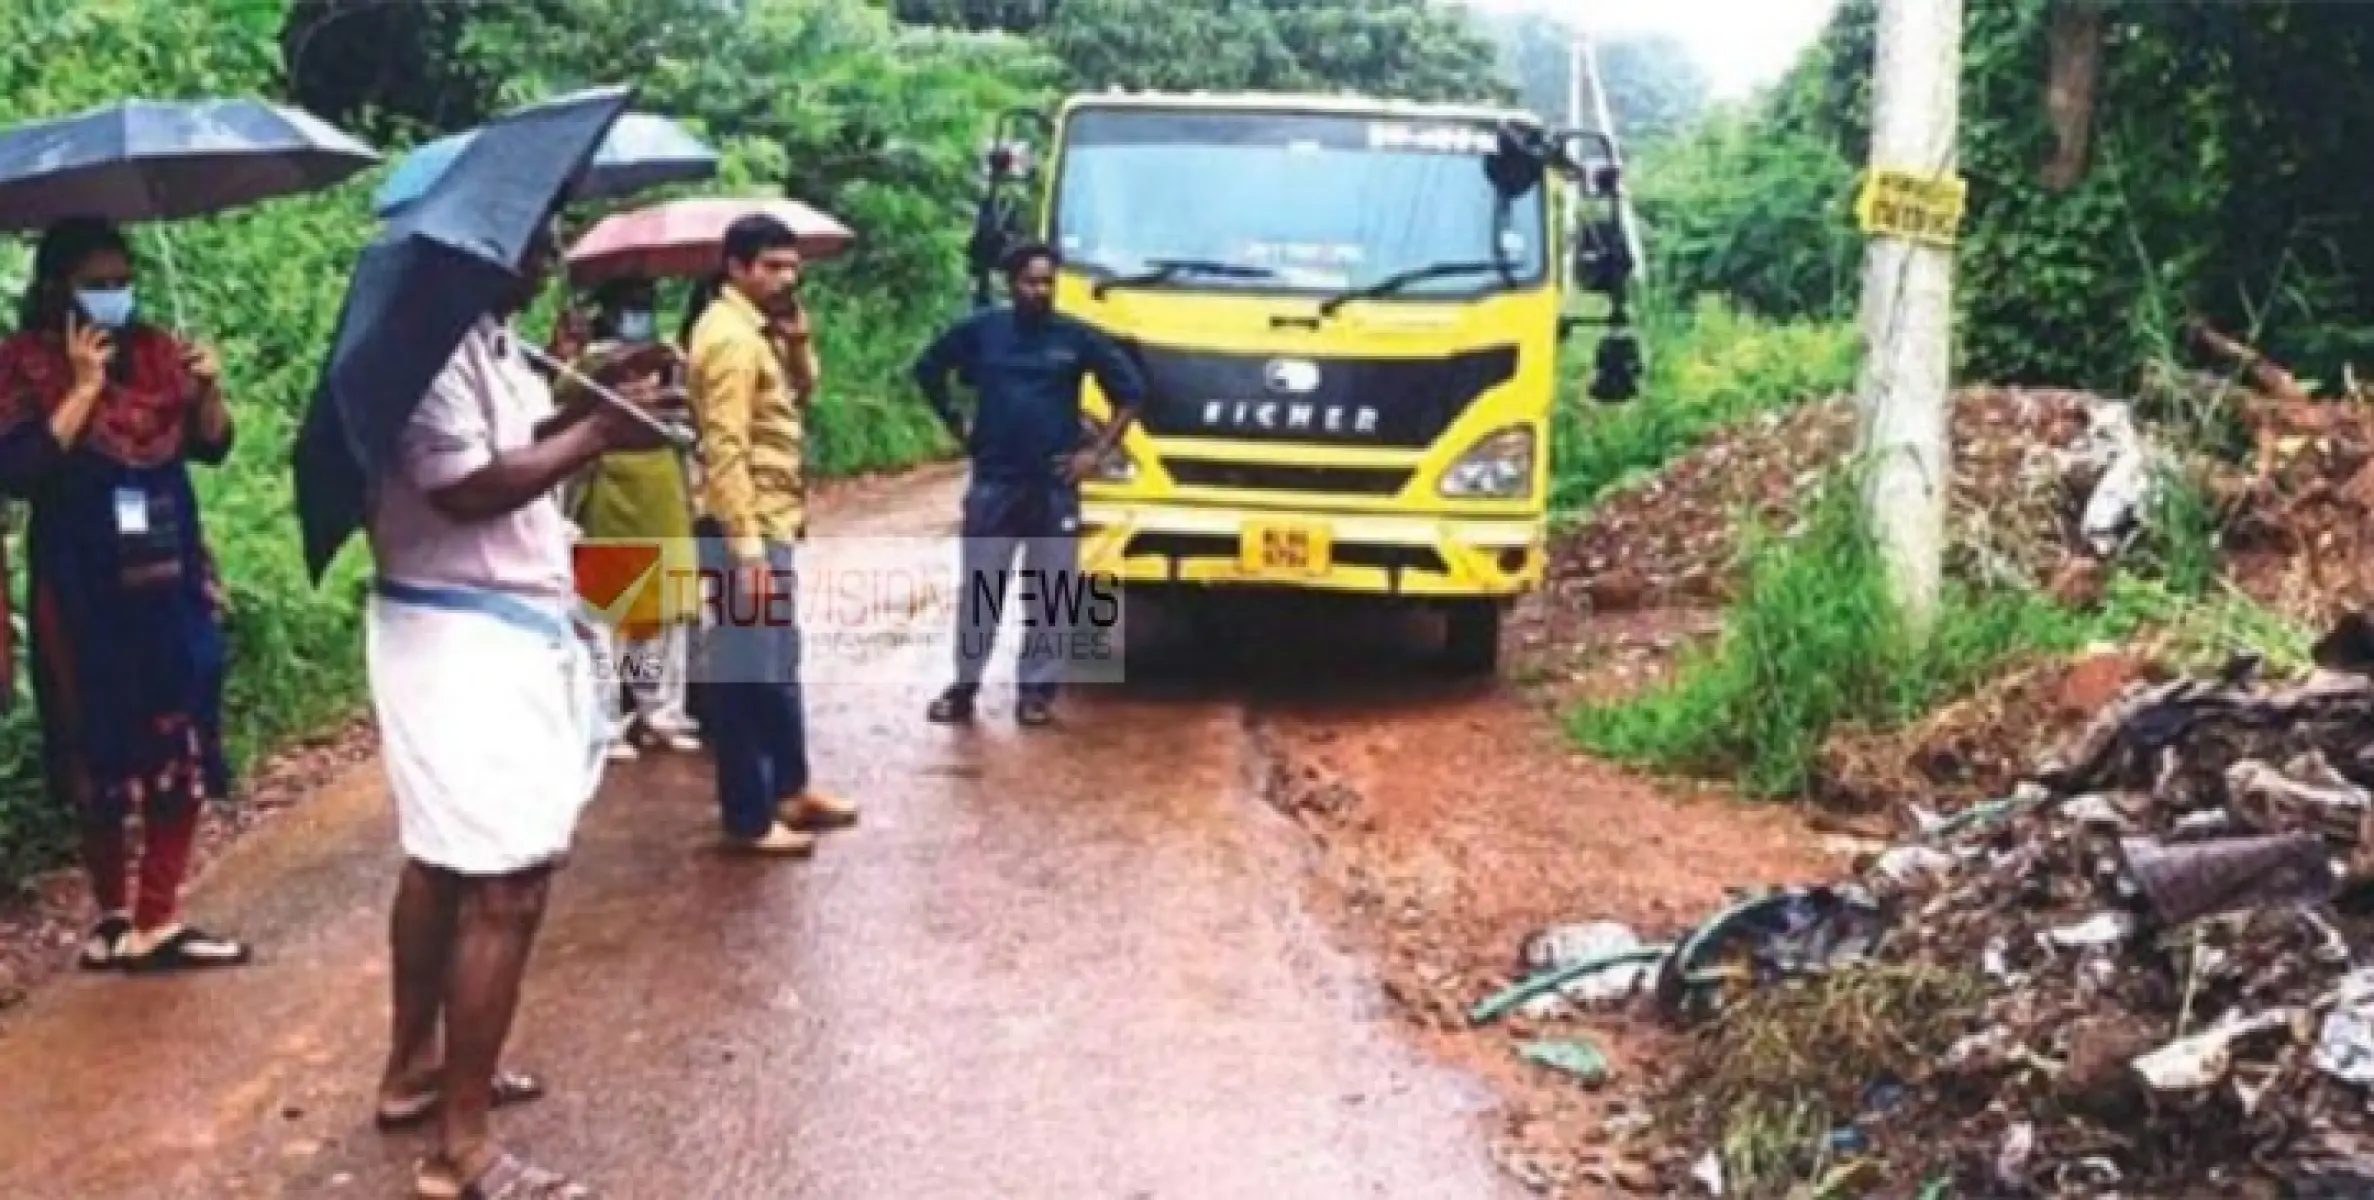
[1641,0,2374,394]
[898,0,1508,102]
[1550,296,1860,517]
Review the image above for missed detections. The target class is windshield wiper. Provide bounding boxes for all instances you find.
[1315,260,1503,318]
[1091,258,1277,299]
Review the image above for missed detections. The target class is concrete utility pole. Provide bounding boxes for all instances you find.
[1570,12,1647,285]
[1855,0,1963,635]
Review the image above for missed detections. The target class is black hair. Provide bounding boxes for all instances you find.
[1001,239,1058,280]
[15,216,134,334]
[720,214,799,271]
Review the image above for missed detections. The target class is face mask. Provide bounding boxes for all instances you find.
[616,309,655,342]
[74,286,134,330]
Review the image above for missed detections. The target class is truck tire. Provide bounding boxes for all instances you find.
[1442,600,1501,677]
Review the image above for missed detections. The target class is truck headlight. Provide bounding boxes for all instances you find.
[1438,427,1534,499]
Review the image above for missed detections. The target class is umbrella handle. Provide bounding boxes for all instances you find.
[151,226,189,334]
[515,341,699,455]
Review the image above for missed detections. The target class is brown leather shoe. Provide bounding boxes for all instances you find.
[728,822,816,857]
[781,791,858,832]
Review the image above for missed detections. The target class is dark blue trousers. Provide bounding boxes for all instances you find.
[706,537,809,838]
[684,517,728,737]
[953,476,1082,701]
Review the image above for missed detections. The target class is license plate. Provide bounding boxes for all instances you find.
[1240,522,1331,577]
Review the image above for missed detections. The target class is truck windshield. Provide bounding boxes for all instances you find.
[1052,108,1548,300]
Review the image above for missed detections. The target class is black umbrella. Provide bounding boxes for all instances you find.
[0,98,380,231]
[292,84,636,584]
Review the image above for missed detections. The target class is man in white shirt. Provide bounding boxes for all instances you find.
[361,223,660,1199]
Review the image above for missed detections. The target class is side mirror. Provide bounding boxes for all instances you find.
[1571,217,1632,296]
[969,106,1050,305]
[1589,330,1641,404]
[984,106,1051,177]
[1552,130,1620,183]
[968,192,1023,291]
[1483,149,1543,199]
[983,139,1036,184]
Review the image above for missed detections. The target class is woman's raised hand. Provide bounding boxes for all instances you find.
[64,313,111,390]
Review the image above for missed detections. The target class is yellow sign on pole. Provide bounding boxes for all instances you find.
[1855,168,1968,247]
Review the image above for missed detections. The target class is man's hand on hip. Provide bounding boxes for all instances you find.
[1058,446,1103,485]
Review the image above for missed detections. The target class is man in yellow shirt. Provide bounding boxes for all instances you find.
[683,214,855,857]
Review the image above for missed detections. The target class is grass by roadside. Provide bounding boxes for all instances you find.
[1551,295,1860,525]
[1562,464,2312,805]
[1567,470,2100,797]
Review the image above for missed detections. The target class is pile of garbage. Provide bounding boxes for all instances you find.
[2137,321,2374,624]
[1480,624,2374,1195]
[1550,350,2374,632]
[1812,653,2171,825]
[1550,388,2136,617]
[2208,385,2374,622]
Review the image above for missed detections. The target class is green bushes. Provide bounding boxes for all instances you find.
[1551,297,1860,518]
[1639,0,2374,394]
[1629,111,1863,323]
[454,0,1060,435]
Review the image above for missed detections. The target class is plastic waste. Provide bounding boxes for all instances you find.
[2118,833,2335,928]
[2313,968,2374,1087]
[1517,1038,1611,1086]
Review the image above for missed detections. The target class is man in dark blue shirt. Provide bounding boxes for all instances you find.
[913,241,1146,727]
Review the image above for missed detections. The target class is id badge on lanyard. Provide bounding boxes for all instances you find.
[113,486,150,536]
[112,483,183,589]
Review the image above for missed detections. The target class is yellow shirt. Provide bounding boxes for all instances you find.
[685,287,818,563]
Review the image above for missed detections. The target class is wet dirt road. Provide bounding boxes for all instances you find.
[0,466,1519,1200]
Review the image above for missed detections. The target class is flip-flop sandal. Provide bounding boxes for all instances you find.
[416,1149,590,1199]
[118,927,251,974]
[375,1070,547,1131]
[78,915,130,971]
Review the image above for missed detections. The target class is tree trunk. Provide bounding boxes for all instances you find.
[2042,0,2108,191]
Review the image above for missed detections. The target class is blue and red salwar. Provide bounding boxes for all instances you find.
[0,325,232,954]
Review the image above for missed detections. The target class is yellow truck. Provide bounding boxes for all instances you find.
[966,89,1640,674]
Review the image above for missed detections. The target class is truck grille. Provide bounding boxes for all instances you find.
[1113,341,1521,450]
[1163,461,1412,496]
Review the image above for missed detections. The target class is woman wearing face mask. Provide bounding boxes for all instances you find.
[0,216,246,972]
[561,276,704,759]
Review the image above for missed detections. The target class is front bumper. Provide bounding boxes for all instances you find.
[1080,500,1545,598]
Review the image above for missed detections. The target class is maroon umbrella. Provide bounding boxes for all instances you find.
[563,196,854,284]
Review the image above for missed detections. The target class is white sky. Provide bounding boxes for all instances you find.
[1462,0,1843,100]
